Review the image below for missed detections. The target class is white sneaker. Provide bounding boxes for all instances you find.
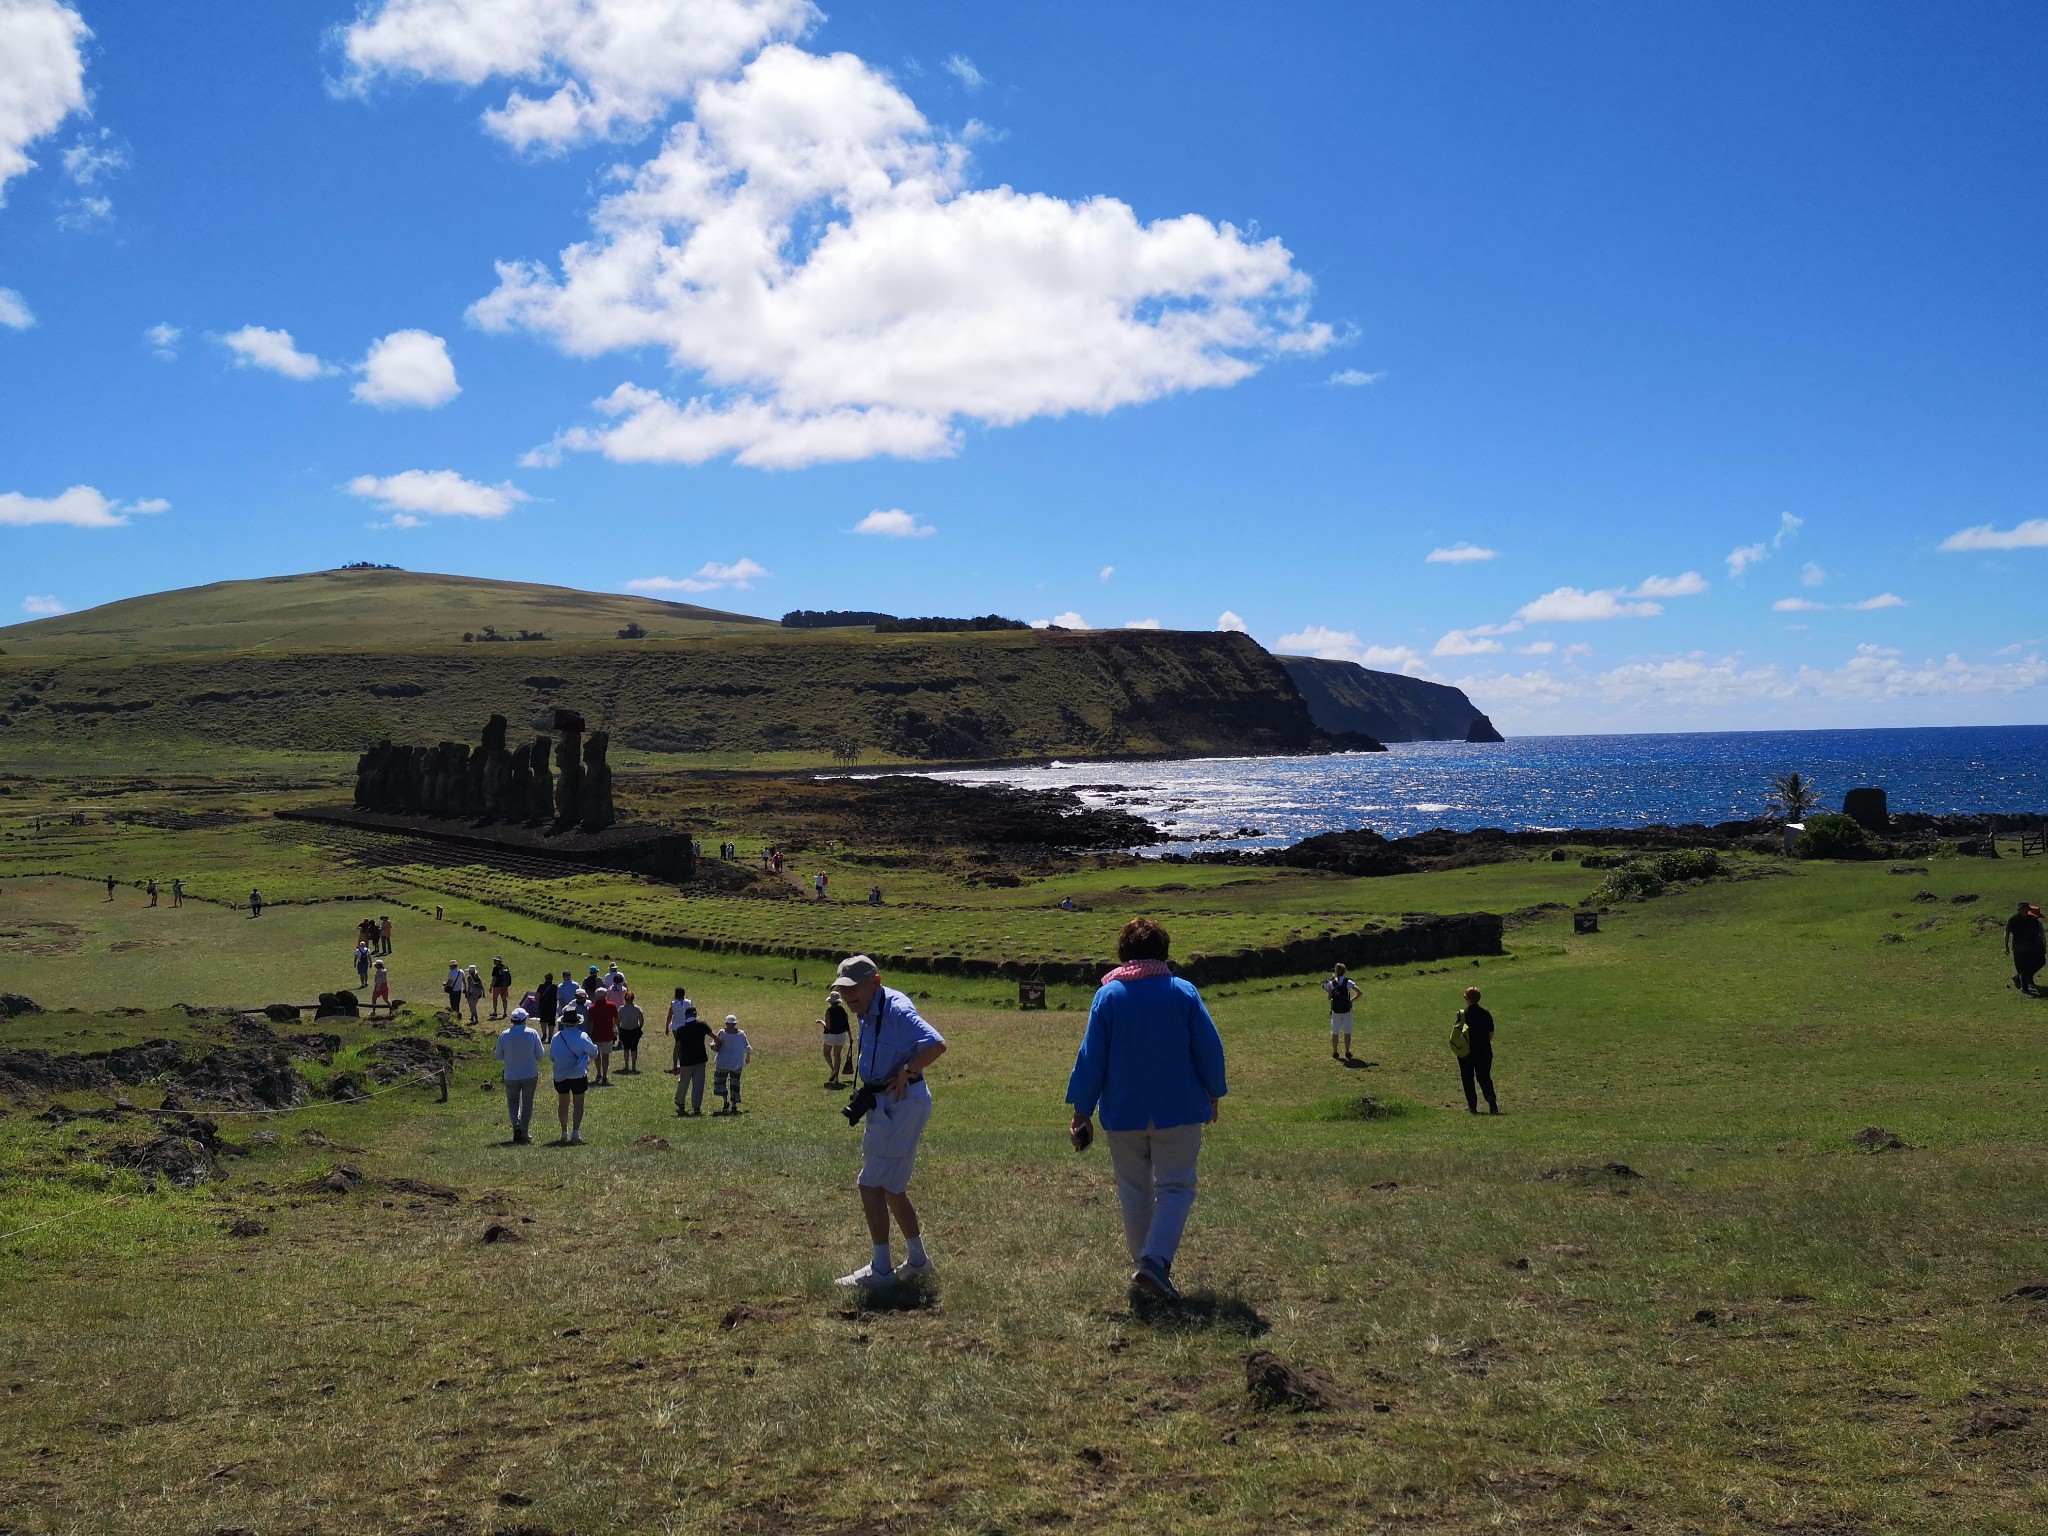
[835,1263,896,1289]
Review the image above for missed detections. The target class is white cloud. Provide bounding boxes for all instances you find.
[1514,586,1661,623]
[1275,626,1432,675]
[144,322,180,358]
[0,485,164,528]
[625,557,771,594]
[1772,597,1827,613]
[1843,592,1906,611]
[1217,610,1246,633]
[460,42,1327,470]
[1631,571,1707,598]
[55,191,108,228]
[1426,543,1495,564]
[1099,566,1115,583]
[1030,611,1088,630]
[223,325,330,380]
[341,0,818,149]
[346,469,527,519]
[1515,640,1556,655]
[21,593,65,615]
[1125,618,1161,630]
[60,127,122,184]
[0,0,90,204]
[1432,628,1502,657]
[1725,542,1767,578]
[1329,368,1384,387]
[353,328,460,408]
[1941,518,2048,552]
[1727,513,1802,577]
[942,54,984,91]
[0,287,31,329]
[851,507,933,538]
[1801,561,1825,587]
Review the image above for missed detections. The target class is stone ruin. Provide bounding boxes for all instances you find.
[354,709,615,832]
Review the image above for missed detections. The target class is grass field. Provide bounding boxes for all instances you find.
[5,777,2048,1534]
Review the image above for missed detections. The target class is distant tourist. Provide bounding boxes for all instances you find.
[2008,902,2046,996]
[496,1007,545,1144]
[536,972,558,1041]
[712,1014,751,1114]
[556,972,582,1017]
[869,884,883,906]
[617,989,645,1074]
[673,996,713,1116]
[587,988,620,1085]
[105,874,116,902]
[248,888,264,918]
[354,941,372,989]
[831,955,947,1289]
[379,914,393,954]
[171,878,183,907]
[1325,964,1361,1061]
[549,1013,598,1144]
[604,960,626,991]
[146,878,159,907]
[666,985,692,1073]
[1451,986,1499,1115]
[369,958,391,1016]
[444,962,465,1016]
[1064,918,1227,1304]
[490,956,512,1019]
[463,964,485,1024]
[1059,896,1077,912]
[821,991,852,1086]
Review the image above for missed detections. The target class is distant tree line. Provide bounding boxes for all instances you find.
[781,609,896,628]
[463,625,549,643]
[779,610,1028,632]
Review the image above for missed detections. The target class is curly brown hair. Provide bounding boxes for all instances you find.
[1117,917,1171,962]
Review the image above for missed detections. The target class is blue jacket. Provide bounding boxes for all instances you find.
[1065,975,1227,1133]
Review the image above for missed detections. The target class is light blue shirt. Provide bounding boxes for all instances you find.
[495,1022,545,1081]
[549,1026,597,1081]
[1066,975,1227,1133]
[857,986,945,1087]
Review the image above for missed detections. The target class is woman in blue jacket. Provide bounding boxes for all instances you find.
[1065,917,1228,1302]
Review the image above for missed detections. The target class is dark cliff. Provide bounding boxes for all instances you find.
[1279,656,1502,743]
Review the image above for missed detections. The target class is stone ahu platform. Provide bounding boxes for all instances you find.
[275,806,696,883]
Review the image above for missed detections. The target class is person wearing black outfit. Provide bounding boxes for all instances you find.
[2007,902,2046,995]
[1457,986,1499,1114]
[535,971,558,1042]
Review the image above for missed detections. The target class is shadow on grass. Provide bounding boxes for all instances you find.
[1339,1058,1378,1070]
[839,1275,939,1314]
[1129,1290,1270,1337]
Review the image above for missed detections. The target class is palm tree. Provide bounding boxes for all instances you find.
[1767,770,1821,821]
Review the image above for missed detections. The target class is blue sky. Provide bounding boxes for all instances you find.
[2,0,2045,733]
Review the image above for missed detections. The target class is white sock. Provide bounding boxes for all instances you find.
[872,1242,893,1274]
[905,1235,928,1266]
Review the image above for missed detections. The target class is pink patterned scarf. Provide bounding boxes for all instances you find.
[1101,959,1172,985]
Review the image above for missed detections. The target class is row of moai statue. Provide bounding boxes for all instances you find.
[353,710,615,832]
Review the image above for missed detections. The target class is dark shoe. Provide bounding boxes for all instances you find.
[1488,1106,1501,1115]
[1130,1257,1179,1303]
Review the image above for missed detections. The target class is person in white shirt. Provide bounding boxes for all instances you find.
[712,1014,751,1115]
[494,1008,545,1144]
[666,986,692,1074]
[549,1017,599,1145]
[1325,964,1361,1061]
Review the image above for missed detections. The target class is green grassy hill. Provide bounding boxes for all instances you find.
[0,566,773,656]
[0,568,1323,765]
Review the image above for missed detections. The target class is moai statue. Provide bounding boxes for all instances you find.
[526,736,554,821]
[553,709,585,827]
[479,714,513,817]
[354,742,389,809]
[402,745,428,812]
[579,730,616,832]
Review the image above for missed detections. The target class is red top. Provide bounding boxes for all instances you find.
[586,997,619,1043]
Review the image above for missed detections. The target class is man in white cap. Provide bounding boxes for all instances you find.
[830,955,947,1289]
[494,1007,545,1144]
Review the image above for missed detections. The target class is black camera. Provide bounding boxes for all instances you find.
[841,1082,879,1126]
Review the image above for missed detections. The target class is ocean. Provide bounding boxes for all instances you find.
[927,724,2048,853]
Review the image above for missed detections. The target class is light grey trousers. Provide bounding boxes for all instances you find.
[1105,1123,1203,1269]
[504,1076,537,1135]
